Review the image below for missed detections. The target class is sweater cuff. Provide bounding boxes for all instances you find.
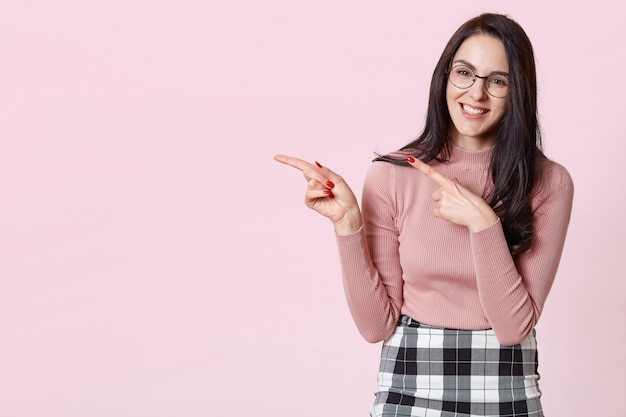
[470,217,502,238]
[469,218,514,270]
[335,224,366,258]
[335,224,364,238]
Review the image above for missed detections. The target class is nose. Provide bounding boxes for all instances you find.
[468,77,489,100]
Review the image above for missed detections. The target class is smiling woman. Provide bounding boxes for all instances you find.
[446,35,508,150]
[275,13,573,417]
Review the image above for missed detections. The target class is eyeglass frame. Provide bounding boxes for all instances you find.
[445,64,510,98]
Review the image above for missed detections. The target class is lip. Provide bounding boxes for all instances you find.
[460,103,490,119]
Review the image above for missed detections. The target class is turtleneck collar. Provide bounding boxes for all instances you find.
[446,140,493,171]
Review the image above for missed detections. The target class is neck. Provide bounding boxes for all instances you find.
[449,131,495,151]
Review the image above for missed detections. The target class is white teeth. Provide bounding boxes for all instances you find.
[462,104,487,115]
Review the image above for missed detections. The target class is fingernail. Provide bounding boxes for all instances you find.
[324,189,335,198]
[326,180,334,188]
[315,161,323,168]
[407,156,415,163]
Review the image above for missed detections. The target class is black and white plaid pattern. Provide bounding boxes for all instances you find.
[371,316,543,417]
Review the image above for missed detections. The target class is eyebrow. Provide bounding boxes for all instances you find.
[452,59,510,76]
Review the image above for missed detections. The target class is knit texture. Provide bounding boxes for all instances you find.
[336,143,574,346]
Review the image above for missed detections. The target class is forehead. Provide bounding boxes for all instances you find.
[453,34,508,72]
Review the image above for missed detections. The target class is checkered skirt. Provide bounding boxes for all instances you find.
[371,316,543,417]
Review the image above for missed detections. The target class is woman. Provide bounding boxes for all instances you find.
[274,13,573,417]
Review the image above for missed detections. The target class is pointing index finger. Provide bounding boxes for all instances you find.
[407,156,453,187]
[273,154,313,172]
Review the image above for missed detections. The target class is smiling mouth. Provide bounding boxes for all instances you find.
[462,104,489,115]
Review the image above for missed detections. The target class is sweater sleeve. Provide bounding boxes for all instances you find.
[335,162,403,343]
[470,163,574,345]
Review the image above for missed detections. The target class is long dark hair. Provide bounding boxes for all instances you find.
[377,13,544,256]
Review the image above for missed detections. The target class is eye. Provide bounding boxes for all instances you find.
[454,66,474,78]
[488,76,508,87]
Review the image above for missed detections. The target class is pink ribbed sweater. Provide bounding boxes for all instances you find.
[336,143,573,346]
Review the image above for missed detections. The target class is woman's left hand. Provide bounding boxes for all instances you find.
[407,156,499,232]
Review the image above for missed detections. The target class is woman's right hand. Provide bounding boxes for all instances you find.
[273,154,363,235]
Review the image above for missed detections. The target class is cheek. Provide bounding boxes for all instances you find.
[494,101,507,122]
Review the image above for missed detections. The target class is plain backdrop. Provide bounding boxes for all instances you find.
[1,1,624,416]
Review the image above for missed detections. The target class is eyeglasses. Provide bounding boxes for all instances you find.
[447,64,509,98]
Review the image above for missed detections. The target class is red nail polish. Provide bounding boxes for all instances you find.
[326,180,334,188]
[315,161,323,168]
[407,156,415,163]
[324,189,335,198]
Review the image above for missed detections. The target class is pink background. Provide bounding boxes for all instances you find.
[1,1,624,416]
